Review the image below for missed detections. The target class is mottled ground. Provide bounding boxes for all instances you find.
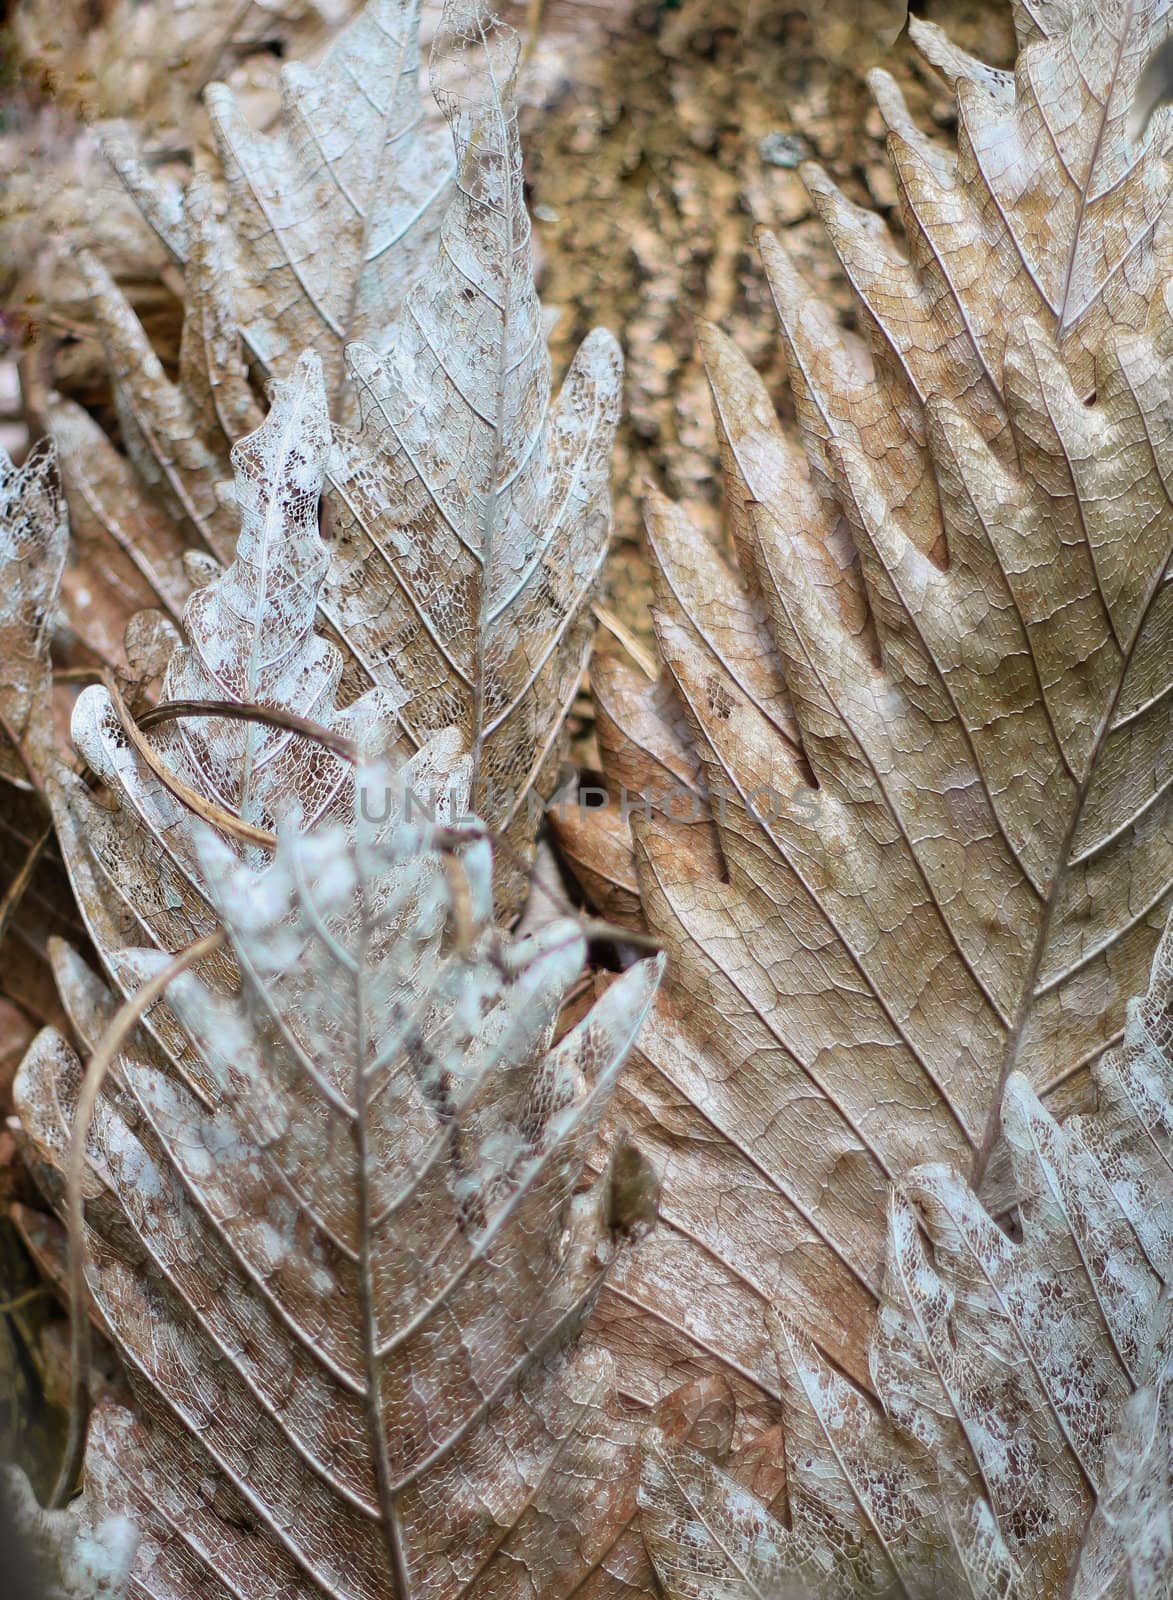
[523,0,1016,657]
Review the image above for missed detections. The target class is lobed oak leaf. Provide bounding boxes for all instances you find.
[12,309,667,1595]
[49,1,620,914]
[322,3,624,916]
[53,348,404,1000]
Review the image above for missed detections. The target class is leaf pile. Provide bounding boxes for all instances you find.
[16,783,662,1598]
[2,0,1173,1594]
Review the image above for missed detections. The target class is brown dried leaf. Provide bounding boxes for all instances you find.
[567,0,1173,1446]
[639,901,1173,1596]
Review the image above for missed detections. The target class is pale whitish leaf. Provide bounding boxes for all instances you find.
[68,2,618,908]
[566,0,1173,1437]
[22,328,666,1594]
[201,0,454,418]
[46,0,453,668]
[0,441,68,789]
[15,773,664,1599]
[324,2,623,916]
[1072,1296,1173,1599]
[55,349,403,1007]
[105,0,454,423]
[639,899,1173,1598]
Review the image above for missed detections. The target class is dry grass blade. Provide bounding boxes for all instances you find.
[137,700,362,763]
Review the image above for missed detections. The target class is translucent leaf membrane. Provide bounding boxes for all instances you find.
[16,777,664,1598]
[20,241,666,1595]
[322,4,623,916]
[54,2,621,915]
[56,350,405,1009]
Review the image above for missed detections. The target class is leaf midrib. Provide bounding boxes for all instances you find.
[971,515,1173,1192]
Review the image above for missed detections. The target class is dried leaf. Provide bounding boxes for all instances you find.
[1073,1296,1173,1599]
[0,442,68,789]
[101,0,454,427]
[14,272,667,1590]
[41,0,454,672]
[73,172,262,566]
[566,0,1173,1444]
[57,1,620,910]
[639,899,1173,1597]
[56,349,402,991]
[198,0,454,420]
[323,4,624,914]
[0,0,358,393]
[45,392,196,672]
[17,777,663,1597]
